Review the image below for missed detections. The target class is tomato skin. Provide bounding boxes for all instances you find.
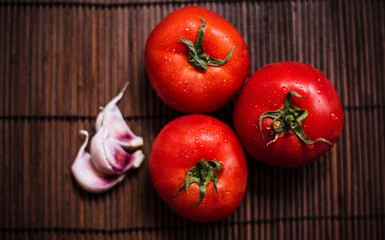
[233,61,344,168]
[149,114,248,222]
[145,6,249,113]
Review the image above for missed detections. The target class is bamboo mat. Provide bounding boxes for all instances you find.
[0,0,384,239]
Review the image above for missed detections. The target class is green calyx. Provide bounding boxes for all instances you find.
[258,91,332,145]
[173,159,222,207]
[178,18,235,71]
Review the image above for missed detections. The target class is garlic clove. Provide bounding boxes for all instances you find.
[71,83,145,194]
[71,130,126,193]
[90,125,144,175]
[95,82,143,150]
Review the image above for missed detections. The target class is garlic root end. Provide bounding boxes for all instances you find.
[132,150,145,168]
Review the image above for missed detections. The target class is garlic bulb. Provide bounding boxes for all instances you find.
[71,130,126,193]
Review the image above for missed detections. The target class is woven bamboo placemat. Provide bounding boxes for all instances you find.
[0,0,384,239]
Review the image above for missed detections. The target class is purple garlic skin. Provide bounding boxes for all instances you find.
[95,82,144,150]
[72,82,144,193]
[71,130,126,193]
[90,123,144,175]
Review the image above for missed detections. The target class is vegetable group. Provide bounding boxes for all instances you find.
[149,114,248,222]
[145,6,249,113]
[233,61,344,167]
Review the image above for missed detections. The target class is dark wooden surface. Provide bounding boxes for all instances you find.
[0,0,384,239]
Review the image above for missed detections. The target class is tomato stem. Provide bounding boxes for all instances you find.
[173,159,222,207]
[259,91,332,145]
[178,18,234,71]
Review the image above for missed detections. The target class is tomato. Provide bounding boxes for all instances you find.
[149,114,248,222]
[233,61,344,168]
[145,6,249,113]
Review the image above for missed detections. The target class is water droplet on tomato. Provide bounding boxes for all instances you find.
[330,113,339,121]
[304,144,315,150]
[317,90,321,95]
[225,34,229,39]
[186,28,189,31]
[317,78,321,82]
[281,86,289,94]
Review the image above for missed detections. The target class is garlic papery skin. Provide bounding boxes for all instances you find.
[71,130,126,193]
[90,123,145,176]
[95,82,144,150]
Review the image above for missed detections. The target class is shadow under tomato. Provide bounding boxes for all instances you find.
[246,152,331,219]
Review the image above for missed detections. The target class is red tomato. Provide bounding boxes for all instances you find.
[145,6,249,113]
[233,61,344,168]
[149,114,248,222]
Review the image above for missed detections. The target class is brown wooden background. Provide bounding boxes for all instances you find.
[1,0,384,239]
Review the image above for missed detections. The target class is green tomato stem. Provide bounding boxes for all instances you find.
[173,159,222,207]
[259,91,332,145]
[178,18,235,71]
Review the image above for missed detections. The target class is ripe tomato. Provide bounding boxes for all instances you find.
[233,61,344,168]
[145,6,249,113]
[149,114,248,222]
